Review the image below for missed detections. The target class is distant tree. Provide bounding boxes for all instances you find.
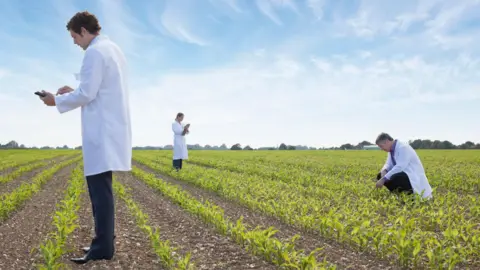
[439,141,456,149]
[287,145,296,150]
[231,143,242,150]
[355,141,373,149]
[339,143,354,150]
[409,139,459,149]
[0,140,20,149]
[279,143,287,150]
[243,145,253,150]
[459,141,476,149]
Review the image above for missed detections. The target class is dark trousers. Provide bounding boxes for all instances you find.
[86,170,115,259]
[377,171,413,194]
[173,159,183,170]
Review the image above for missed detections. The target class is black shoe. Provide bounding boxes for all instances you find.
[70,254,113,265]
[81,235,116,253]
[70,254,92,264]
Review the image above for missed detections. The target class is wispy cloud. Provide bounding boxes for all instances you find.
[210,0,243,13]
[0,68,10,79]
[1,0,479,148]
[307,0,326,20]
[97,0,161,58]
[255,0,294,25]
[148,0,209,46]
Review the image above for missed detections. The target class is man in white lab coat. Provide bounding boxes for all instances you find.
[374,133,433,199]
[172,112,189,171]
[39,11,131,264]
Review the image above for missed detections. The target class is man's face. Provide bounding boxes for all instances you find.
[377,140,392,152]
[178,115,184,122]
[69,28,93,50]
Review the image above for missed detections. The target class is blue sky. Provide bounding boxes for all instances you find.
[0,0,479,148]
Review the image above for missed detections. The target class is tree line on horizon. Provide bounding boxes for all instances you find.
[1,139,479,150]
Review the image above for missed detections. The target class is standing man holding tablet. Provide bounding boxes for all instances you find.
[38,11,132,264]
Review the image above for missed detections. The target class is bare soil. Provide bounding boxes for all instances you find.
[116,171,278,270]
[0,154,77,177]
[134,161,402,270]
[0,163,77,270]
[0,155,79,196]
[58,185,164,269]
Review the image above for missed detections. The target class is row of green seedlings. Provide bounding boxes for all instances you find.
[0,160,51,184]
[0,154,62,171]
[134,156,478,269]
[113,179,195,270]
[183,157,480,269]
[35,163,85,270]
[131,167,336,270]
[0,156,82,222]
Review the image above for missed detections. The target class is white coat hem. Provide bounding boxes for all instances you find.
[84,167,132,177]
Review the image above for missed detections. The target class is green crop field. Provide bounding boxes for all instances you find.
[0,149,478,269]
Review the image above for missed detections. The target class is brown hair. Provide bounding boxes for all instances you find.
[66,11,102,35]
[375,132,394,144]
[176,112,184,119]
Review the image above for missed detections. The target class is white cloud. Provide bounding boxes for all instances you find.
[1,0,480,148]
[97,0,161,58]
[209,0,243,13]
[307,0,326,20]
[0,68,9,79]
[2,46,479,148]
[148,0,209,46]
[255,0,283,25]
[125,50,480,147]
[337,0,480,52]
[255,0,301,24]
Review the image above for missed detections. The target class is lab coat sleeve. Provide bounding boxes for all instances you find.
[381,154,393,172]
[55,48,104,114]
[384,145,411,181]
[172,123,184,135]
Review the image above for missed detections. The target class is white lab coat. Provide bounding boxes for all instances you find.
[55,35,132,177]
[382,140,433,199]
[172,121,188,160]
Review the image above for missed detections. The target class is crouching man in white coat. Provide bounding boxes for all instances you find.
[374,133,433,200]
[39,11,131,264]
[172,112,189,171]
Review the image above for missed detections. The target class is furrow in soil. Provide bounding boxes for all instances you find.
[117,171,278,270]
[134,161,399,270]
[59,178,164,269]
[0,155,80,195]
[0,163,77,270]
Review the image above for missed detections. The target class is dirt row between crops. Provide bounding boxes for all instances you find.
[115,171,277,270]
[0,154,80,196]
[0,154,77,176]
[51,170,275,270]
[0,160,37,177]
[134,160,401,270]
[0,163,77,270]
[57,180,163,270]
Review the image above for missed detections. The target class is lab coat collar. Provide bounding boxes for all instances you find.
[88,34,107,48]
[390,139,397,153]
